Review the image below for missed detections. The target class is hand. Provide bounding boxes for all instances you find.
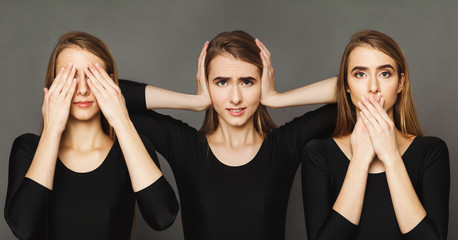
[256,39,278,107]
[358,96,400,164]
[85,63,130,129]
[350,116,375,168]
[42,63,77,134]
[196,41,212,110]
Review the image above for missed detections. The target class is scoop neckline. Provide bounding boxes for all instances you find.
[57,139,118,174]
[204,134,267,168]
[330,137,418,175]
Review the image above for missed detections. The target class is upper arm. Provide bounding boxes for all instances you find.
[130,111,198,167]
[278,104,337,158]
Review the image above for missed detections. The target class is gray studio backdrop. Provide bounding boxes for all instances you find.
[1,0,456,239]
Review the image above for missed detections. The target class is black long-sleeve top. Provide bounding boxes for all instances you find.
[301,137,450,240]
[119,79,337,240]
[5,133,179,240]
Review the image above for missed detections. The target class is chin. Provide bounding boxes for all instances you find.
[69,110,101,122]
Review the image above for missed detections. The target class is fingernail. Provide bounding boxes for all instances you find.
[61,67,65,72]
[369,97,374,101]
[361,96,366,100]
[67,62,72,67]
[95,63,99,67]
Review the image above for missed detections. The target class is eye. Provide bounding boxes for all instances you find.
[379,71,391,78]
[241,80,253,86]
[217,80,228,86]
[354,72,366,78]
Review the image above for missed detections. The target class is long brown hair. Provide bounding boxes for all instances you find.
[45,31,118,140]
[199,30,277,135]
[333,30,423,137]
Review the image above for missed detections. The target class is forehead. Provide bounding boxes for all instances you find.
[348,45,396,69]
[56,47,105,69]
[208,54,260,78]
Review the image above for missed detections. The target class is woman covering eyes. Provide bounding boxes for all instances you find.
[5,32,179,240]
[119,30,337,240]
[301,30,450,240]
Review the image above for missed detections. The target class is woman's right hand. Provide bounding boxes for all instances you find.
[195,41,212,110]
[350,117,375,168]
[42,63,76,134]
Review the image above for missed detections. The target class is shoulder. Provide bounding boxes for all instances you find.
[413,136,448,154]
[12,133,40,151]
[303,138,334,163]
[411,136,449,167]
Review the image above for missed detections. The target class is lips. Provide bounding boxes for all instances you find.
[74,101,93,108]
[226,108,246,116]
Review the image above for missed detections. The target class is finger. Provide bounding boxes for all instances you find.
[361,97,385,126]
[65,78,77,101]
[85,67,107,98]
[88,63,110,90]
[49,63,72,95]
[256,39,271,57]
[358,100,381,131]
[197,41,208,80]
[360,110,376,137]
[43,88,48,101]
[59,69,76,101]
[368,96,391,124]
[59,75,76,99]
[87,78,102,100]
[48,67,65,94]
[94,63,118,90]
[256,39,271,66]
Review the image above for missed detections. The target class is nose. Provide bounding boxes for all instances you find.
[76,76,90,96]
[369,74,380,94]
[229,84,243,105]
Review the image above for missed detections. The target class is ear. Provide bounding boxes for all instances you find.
[110,73,114,79]
[397,73,405,94]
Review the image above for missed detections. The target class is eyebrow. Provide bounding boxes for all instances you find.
[212,76,230,81]
[351,64,395,72]
[212,76,257,81]
[239,76,256,81]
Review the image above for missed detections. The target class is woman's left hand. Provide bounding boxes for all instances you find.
[85,63,130,129]
[358,96,400,165]
[256,39,278,107]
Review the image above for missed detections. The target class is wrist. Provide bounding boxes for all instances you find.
[380,153,402,169]
[42,126,65,137]
[110,115,133,130]
[196,94,211,111]
[261,90,279,107]
[349,155,372,171]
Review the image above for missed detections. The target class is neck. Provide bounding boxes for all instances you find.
[61,114,110,151]
[210,117,262,148]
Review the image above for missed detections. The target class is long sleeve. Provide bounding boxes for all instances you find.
[276,104,336,160]
[119,79,199,167]
[118,79,147,113]
[5,134,50,240]
[135,135,179,231]
[404,138,450,240]
[301,140,357,240]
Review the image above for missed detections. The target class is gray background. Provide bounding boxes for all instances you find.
[1,0,456,239]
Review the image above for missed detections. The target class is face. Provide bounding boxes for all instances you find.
[346,45,405,117]
[207,54,261,128]
[55,47,106,121]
